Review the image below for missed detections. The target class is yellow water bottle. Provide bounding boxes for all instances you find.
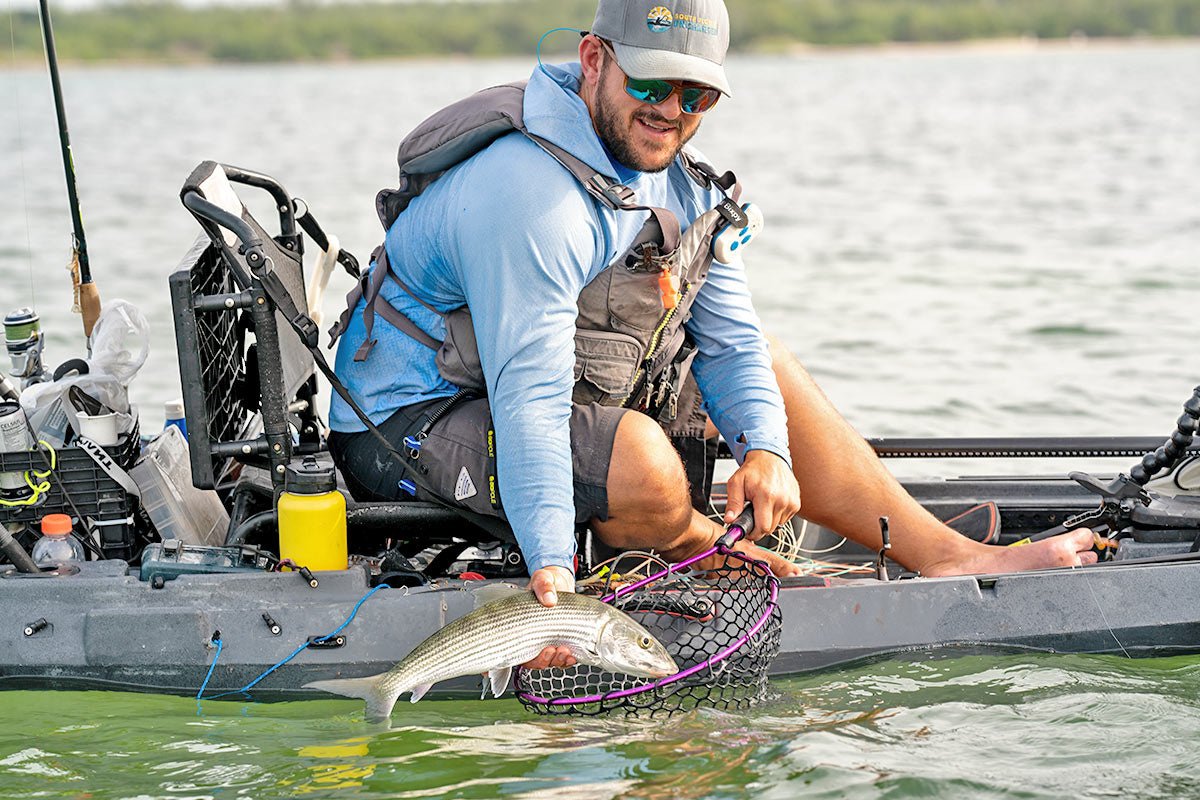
[277,456,348,571]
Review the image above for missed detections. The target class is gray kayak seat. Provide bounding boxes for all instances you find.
[171,160,497,554]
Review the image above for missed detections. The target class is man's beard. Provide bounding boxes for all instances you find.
[593,60,699,173]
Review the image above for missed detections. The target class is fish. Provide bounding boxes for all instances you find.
[304,586,678,721]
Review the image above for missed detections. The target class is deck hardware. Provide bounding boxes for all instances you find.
[262,612,281,636]
[298,566,318,588]
[307,634,345,649]
[151,575,166,590]
[876,516,892,582]
[23,618,48,637]
[206,630,221,649]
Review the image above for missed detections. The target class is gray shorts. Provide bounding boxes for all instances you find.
[329,395,629,524]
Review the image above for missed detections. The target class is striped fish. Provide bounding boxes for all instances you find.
[305,586,678,720]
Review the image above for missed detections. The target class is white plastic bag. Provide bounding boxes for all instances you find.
[87,300,150,385]
[20,374,134,448]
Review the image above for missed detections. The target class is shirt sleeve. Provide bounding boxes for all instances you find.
[446,138,603,574]
[686,251,791,467]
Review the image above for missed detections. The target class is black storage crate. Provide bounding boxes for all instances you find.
[0,425,142,561]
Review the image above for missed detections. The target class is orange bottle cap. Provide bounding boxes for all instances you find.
[41,514,73,536]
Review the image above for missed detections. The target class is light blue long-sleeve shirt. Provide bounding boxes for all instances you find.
[330,61,789,574]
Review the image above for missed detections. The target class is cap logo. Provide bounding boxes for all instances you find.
[647,6,673,33]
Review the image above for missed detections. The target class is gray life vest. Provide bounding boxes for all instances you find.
[329,81,745,439]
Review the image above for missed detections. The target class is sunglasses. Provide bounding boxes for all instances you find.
[599,40,721,115]
[624,76,721,115]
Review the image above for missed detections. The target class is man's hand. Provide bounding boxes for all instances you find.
[523,565,577,670]
[529,564,575,607]
[724,450,801,540]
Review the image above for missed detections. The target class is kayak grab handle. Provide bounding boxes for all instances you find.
[182,191,260,251]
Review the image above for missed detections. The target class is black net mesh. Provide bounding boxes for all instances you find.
[516,548,781,717]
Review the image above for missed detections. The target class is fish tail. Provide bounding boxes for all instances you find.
[305,675,403,722]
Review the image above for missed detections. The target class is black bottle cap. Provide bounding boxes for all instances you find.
[284,456,337,495]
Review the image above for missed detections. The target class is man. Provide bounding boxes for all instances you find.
[330,0,1096,667]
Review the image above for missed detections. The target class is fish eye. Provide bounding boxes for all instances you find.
[638,636,652,650]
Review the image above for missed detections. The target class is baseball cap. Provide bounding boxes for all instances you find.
[589,0,732,96]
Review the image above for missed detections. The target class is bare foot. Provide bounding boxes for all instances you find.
[922,528,1099,577]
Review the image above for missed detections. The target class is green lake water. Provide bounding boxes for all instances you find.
[3,654,1199,799]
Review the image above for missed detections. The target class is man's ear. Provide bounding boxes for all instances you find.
[579,34,606,86]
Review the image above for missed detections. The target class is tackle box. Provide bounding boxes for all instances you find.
[139,540,275,583]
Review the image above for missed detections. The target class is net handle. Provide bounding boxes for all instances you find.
[600,505,756,603]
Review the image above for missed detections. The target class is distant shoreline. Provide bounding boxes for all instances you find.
[3,35,1197,69]
[8,0,1198,65]
[784,34,1200,55]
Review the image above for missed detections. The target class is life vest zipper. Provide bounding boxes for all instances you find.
[623,280,690,408]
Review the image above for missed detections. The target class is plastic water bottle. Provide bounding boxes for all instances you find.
[163,398,187,440]
[31,513,85,568]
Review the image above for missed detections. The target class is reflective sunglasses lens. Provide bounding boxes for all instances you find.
[624,77,675,105]
[680,87,720,114]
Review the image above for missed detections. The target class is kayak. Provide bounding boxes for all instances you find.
[3,466,1198,699]
[4,160,1198,700]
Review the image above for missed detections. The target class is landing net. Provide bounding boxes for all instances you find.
[516,528,781,717]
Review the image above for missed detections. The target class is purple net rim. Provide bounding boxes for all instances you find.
[517,530,781,706]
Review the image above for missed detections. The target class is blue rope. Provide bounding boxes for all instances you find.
[196,634,223,700]
[196,583,390,701]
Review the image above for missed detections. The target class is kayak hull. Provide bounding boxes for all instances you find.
[3,488,1197,700]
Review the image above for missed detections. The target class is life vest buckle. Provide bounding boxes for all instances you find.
[588,175,636,208]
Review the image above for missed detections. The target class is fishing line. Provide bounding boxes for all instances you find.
[1081,565,1132,659]
[706,496,822,563]
[6,0,38,308]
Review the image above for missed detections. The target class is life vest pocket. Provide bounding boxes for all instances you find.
[606,261,672,335]
[572,330,643,406]
[435,306,487,392]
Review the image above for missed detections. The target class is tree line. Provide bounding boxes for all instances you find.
[6,0,1199,63]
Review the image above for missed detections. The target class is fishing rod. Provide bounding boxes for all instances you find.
[36,0,101,342]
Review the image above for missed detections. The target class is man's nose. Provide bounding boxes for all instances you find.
[653,90,684,119]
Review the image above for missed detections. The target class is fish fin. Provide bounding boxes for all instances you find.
[487,666,512,698]
[305,675,402,723]
[409,683,433,703]
[472,582,526,609]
